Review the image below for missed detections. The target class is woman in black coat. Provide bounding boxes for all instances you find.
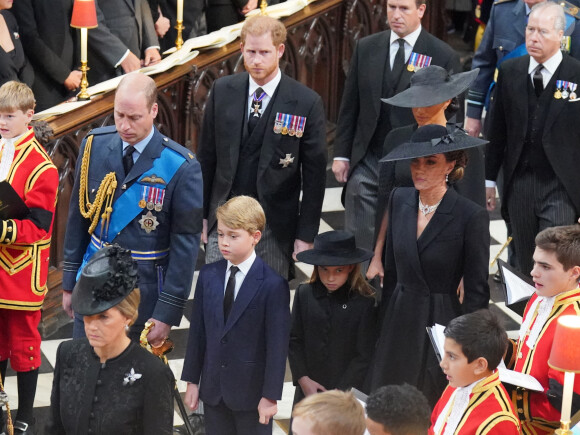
[0,5,33,88]
[48,245,174,434]
[369,125,490,406]
[289,231,377,406]
[368,66,484,284]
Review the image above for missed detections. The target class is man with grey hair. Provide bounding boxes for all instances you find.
[486,1,580,276]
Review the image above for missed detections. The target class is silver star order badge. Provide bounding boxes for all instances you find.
[123,368,142,386]
[139,211,159,233]
[279,153,295,168]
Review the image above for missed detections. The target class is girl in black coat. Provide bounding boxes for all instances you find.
[289,231,377,406]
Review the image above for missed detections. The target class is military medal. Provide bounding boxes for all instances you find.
[146,187,156,210]
[281,113,290,135]
[288,116,297,136]
[295,116,306,138]
[555,81,563,99]
[562,82,570,99]
[139,211,159,233]
[273,113,283,134]
[407,52,432,72]
[139,186,148,208]
[251,89,266,117]
[570,83,577,100]
[154,189,165,212]
[279,153,294,168]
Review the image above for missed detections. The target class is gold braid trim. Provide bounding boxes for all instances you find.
[78,135,117,236]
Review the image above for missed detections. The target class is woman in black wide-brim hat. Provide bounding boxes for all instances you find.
[289,231,376,408]
[47,245,175,435]
[367,66,485,283]
[369,125,490,406]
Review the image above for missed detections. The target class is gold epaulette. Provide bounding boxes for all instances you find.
[559,0,580,19]
[493,0,516,5]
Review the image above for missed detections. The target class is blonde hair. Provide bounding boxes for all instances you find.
[216,195,266,234]
[0,81,35,112]
[116,289,141,326]
[310,263,374,296]
[241,15,287,46]
[292,390,366,435]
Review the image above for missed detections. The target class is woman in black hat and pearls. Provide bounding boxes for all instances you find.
[368,66,485,284]
[47,245,175,434]
[369,125,490,406]
[289,231,376,407]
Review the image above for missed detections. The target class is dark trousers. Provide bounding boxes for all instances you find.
[204,400,272,435]
[506,169,576,275]
[205,5,242,32]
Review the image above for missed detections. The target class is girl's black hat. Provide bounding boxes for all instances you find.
[296,231,373,266]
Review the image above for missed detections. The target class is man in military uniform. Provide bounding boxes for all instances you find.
[62,73,203,346]
[332,0,460,262]
[465,0,580,139]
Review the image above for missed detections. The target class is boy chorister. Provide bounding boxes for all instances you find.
[0,81,59,434]
[430,310,520,434]
[508,225,580,434]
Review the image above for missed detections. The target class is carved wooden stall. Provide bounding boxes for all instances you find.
[40,0,444,335]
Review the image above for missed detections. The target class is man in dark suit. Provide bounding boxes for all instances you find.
[11,0,81,111]
[182,196,290,435]
[62,73,203,347]
[486,2,580,274]
[147,0,206,52]
[197,15,327,279]
[87,0,161,84]
[332,0,460,261]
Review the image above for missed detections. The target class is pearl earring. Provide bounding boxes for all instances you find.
[445,173,449,183]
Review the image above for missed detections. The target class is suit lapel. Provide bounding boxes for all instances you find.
[512,1,527,40]
[222,258,264,336]
[417,188,457,253]
[104,135,125,193]
[209,262,227,331]
[123,129,163,185]
[368,32,390,117]
[225,74,249,178]
[513,58,530,141]
[399,191,430,286]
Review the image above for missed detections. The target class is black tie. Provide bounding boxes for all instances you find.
[391,38,406,79]
[223,266,239,321]
[123,146,136,176]
[248,88,264,134]
[533,64,544,97]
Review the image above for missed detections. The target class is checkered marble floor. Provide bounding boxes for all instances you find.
[2,177,520,435]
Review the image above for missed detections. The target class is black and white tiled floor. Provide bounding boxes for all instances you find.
[2,173,520,434]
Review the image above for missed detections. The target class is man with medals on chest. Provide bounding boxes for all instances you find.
[62,73,203,347]
[331,0,461,267]
[486,2,580,277]
[197,15,327,280]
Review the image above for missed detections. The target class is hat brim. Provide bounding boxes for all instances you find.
[380,130,488,162]
[72,289,130,316]
[381,69,479,108]
[296,248,374,266]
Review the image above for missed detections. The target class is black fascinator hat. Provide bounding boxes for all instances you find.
[72,244,138,316]
[296,231,373,266]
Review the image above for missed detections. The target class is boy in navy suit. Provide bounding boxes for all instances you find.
[182,195,291,434]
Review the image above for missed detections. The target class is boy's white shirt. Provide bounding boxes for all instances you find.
[518,295,556,349]
[226,250,257,299]
[0,130,28,181]
[433,378,480,435]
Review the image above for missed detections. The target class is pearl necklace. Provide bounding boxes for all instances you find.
[418,196,443,216]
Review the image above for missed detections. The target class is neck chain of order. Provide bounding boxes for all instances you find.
[418,196,443,217]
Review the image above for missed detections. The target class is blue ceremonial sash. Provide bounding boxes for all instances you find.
[77,147,186,278]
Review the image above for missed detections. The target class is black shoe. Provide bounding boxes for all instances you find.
[13,420,34,435]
